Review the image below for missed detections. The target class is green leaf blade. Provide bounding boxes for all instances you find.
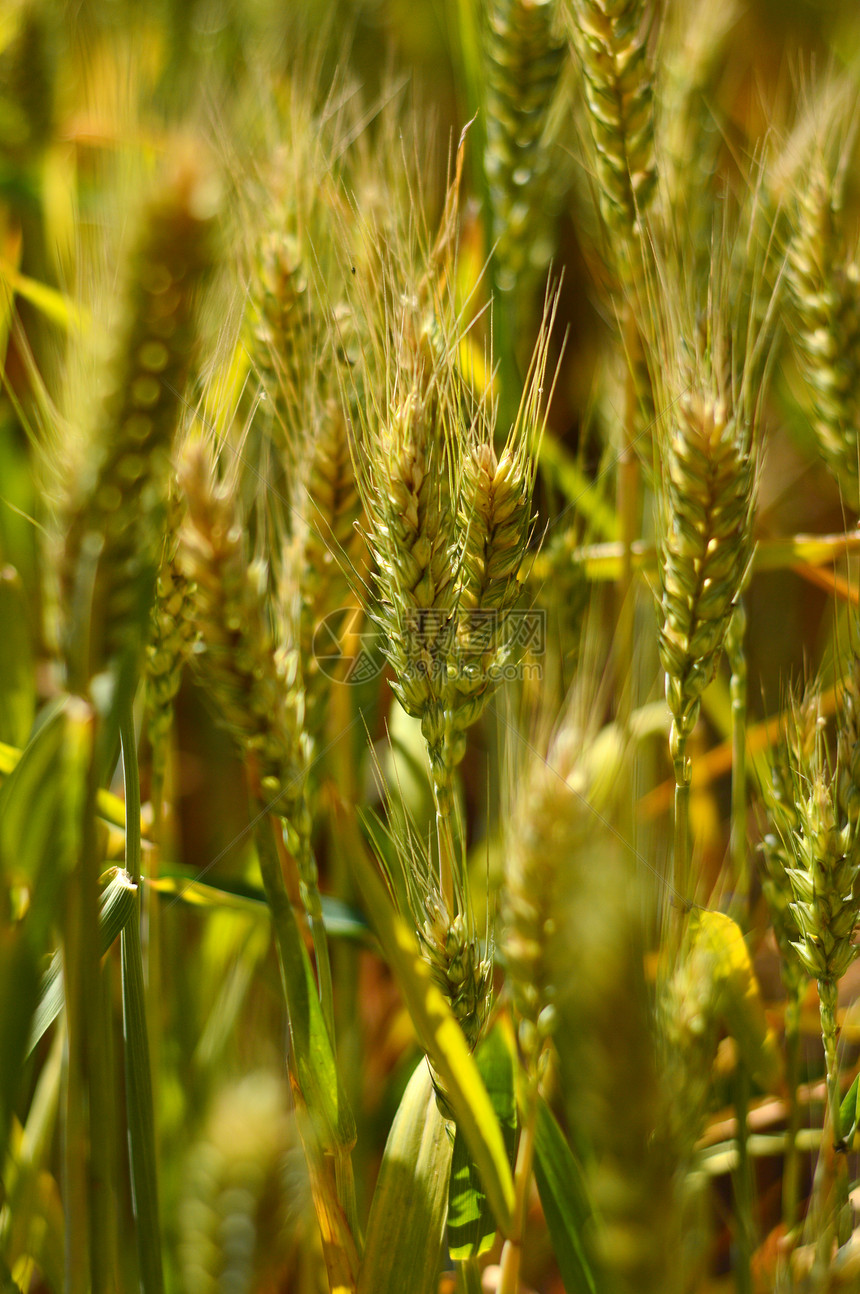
[448,1023,517,1259]
[357,1061,454,1294]
[533,1098,597,1294]
[344,814,515,1235]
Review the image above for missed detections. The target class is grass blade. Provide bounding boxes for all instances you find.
[119,705,163,1294]
[533,1098,597,1294]
[28,867,136,1054]
[448,1022,517,1259]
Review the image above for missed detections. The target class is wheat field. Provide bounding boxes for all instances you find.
[3,2,860,1292]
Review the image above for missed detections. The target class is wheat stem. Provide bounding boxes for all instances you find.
[614,304,640,727]
[727,600,748,920]
[496,1078,538,1294]
[731,1064,754,1294]
[120,702,164,1294]
[671,726,691,915]
[783,987,803,1236]
[456,1256,483,1294]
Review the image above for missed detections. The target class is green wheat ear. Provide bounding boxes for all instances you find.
[658,380,756,769]
[249,229,316,453]
[568,0,657,285]
[485,0,564,296]
[179,1073,307,1293]
[786,147,860,511]
[177,445,312,858]
[297,389,366,758]
[442,294,558,777]
[145,489,198,790]
[62,156,219,691]
[366,778,493,1058]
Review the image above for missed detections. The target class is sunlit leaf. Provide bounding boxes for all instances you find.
[0,698,91,1165]
[685,909,780,1088]
[28,868,136,1054]
[533,1098,597,1294]
[840,1073,860,1146]
[147,869,372,945]
[343,810,514,1234]
[357,1060,453,1294]
[0,567,35,748]
[448,1022,517,1259]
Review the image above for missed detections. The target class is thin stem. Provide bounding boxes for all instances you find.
[727,602,749,922]
[120,703,164,1294]
[731,1065,755,1294]
[328,681,365,1211]
[305,877,337,1047]
[271,799,336,1048]
[146,764,165,1168]
[783,985,803,1236]
[496,1078,538,1294]
[615,304,640,728]
[456,1257,484,1294]
[818,977,850,1258]
[672,722,692,922]
[62,770,94,1294]
[62,703,116,1294]
[270,781,336,1045]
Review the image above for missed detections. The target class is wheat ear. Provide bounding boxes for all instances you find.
[786,149,860,511]
[145,490,198,796]
[658,371,756,910]
[758,695,815,1233]
[569,0,656,285]
[361,369,459,814]
[298,395,366,754]
[249,230,316,453]
[774,682,860,1267]
[485,0,564,296]
[62,158,218,689]
[176,447,336,1037]
[443,307,555,776]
